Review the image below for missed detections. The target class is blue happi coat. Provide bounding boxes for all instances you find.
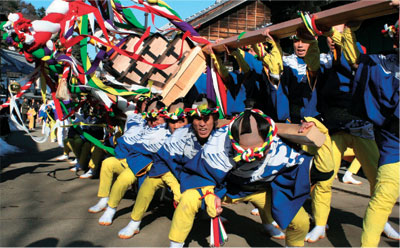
[125,112,146,131]
[275,54,320,123]
[352,53,399,166]
[149,125,214,179]
[318,45,374,138]
[180,125,313,229]
[114,113,146,159]
[234,52,284,119]
[126,123,171,177]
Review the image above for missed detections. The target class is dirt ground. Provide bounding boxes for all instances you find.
[1,129,399,247]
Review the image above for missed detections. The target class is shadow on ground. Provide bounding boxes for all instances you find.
[26,237,103,247]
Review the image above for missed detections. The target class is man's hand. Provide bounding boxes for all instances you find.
[298,120,316,133]
[215,195,223,216]
[390,0,399,7]
[261,28,274,42]
[203,43,214,55]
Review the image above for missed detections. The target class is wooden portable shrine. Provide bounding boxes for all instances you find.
[143,33,194,91]
[104,34,142,80]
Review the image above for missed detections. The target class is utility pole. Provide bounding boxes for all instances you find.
[144,12,149,29]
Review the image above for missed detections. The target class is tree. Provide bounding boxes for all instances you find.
[37,7,46,19]
[2,0,40,20]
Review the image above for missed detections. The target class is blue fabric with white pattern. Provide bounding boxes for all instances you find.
[149,125,212,179]
[126,123,171,175]
[179,125,312,229]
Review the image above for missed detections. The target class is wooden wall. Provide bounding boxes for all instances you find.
[193,0,271,41]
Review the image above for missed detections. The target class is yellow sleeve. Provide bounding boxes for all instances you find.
[252,40,283,80]
[323,27,343,47]
[231,49,250,74]
[302,117,334,173]
[342,27,360,66]
[210,53,229,79]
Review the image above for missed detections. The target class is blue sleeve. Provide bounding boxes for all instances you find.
[244,52,263,74]
[180,152,223,192]
[148,146,184,178]
[179,151,228,193]
[352,54,399,127]
[266,66,291,122]
[126,144,154,176]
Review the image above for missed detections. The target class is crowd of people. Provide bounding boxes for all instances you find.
[7,17,398,247]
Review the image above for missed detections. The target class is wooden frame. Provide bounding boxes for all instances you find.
[211,0,398,52]
[161,46,207,106]
[217,119,326,147]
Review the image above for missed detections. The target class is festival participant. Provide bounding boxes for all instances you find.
[205,43,267,116]
[38,101,47,134]
[92,98,189,226]
[88,97,163,214]
[58,108,92,164]
[80,122,123,179]
[340,18,400,246]
[21,98,29,124]
[117,95,219,239]
[303,24,380,242]
[168,109,334,248]
[27,105,36,131]
[56,124,80,161]
[70,106,105,172]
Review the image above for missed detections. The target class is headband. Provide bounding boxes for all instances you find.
[228,109,278,162]
[142,107,167,120]
[382,23,399,38]
[185,100,219,117]
[160,107,186,120]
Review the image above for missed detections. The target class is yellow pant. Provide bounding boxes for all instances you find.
[79,141,93,169]
[131,177,166,221]
[131,172,181,221]
[343,148,362,174]
[63,138,73,155]
[169,188,309,246]
[361,162,400,247]
[88,146,105,171]
[63,136,81,156]
[66,136,83,159]
[28,116,35,130]
[311,132,379,226]
[98,157,128,198]
[49,120,56,140]
[108,167,137,208]
[301,117,335,173]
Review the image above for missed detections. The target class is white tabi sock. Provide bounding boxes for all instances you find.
[118,219,141,239]
[342,171,362,185]
[88,197,108,213]
[98,206,116,225]
[305,225,327,242]
[383,222,400,240]
[169,241,184,248]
